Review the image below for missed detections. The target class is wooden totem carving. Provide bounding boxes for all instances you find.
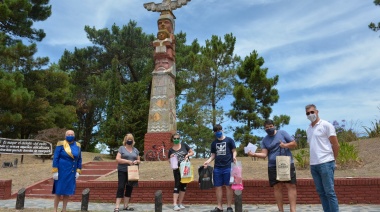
[144,0,191,133]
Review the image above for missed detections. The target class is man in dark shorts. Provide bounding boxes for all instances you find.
[248,119,297,212]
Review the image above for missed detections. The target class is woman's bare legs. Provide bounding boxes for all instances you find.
[124,197,131,208]
[62,195,69,212]
[115,197,122,209]
[54,195,61,212]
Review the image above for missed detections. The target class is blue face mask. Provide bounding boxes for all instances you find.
[215,131,223,139]
[66,135,75,142]
[265,128,275,136]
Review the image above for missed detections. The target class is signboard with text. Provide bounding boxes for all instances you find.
[0,138,52,155]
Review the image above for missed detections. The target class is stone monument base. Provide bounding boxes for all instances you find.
[144,132,173,161]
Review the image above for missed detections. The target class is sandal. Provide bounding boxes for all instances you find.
[123,206,134,211]
[114,208,119,212]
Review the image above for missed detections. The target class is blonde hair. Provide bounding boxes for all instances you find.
[123,133,135,146]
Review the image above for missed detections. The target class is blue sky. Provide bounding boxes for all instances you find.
[33,0,380,138]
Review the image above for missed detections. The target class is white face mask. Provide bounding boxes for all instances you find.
[307,114,317,122]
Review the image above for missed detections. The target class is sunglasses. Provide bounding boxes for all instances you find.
[306,111,315,116]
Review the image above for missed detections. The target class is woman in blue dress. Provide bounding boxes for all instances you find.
[52,130,82,212]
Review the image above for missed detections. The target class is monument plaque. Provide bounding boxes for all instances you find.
[0,138,52,155]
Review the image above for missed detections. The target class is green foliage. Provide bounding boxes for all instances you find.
[333,120,358,143]
[0,0,52,41]
[0,67,77,139]
[84,21,155,82]
[0,33,49,73]
[338,129,358,143]
[0,0,51,73]
[181,33,240,126]
[294,128,308,149]
[59,21,154,152]
[337,141,360,167]
[177,103,214,158]
[363,119,380,138]
[96,58,150,154]
[332,119,361,167]
[0,71,31,137]
[227,50,290,140]
[293,149,309,169]
[176,33,240,157]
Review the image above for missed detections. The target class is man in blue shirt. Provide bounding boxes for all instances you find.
[248,119,297,212]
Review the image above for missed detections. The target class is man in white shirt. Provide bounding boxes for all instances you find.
[305,104,340,212]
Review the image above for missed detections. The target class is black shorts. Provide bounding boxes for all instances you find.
[268,163,297,187]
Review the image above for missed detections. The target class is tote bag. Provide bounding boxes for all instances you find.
[180,165,194,183]
[276,148,291,181]
[128,165,139,181]
[180,159,192,178]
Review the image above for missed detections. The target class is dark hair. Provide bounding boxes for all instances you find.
[264,119,274,127]
[171,133,180,142]
[213,124,223,132]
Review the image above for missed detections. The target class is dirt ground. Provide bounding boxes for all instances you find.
[0,138,379,195]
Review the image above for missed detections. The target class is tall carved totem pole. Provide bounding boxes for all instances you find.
[143,0,191,160]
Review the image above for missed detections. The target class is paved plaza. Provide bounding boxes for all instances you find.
[1,198,380,211]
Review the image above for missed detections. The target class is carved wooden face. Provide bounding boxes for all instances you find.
[155,58,172,71]
[157,30,170,40]
[158,19,173,33]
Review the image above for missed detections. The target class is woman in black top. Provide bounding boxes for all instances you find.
[168,133,194,211]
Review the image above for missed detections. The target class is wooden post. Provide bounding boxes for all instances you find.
[13,158,18,168]
[154,190,162,212]
[234,190,243,212]
[15,187,26,210]
[81,188,90,211]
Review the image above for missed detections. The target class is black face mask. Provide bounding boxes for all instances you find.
[265,128,275,136]
[126,140,133,145]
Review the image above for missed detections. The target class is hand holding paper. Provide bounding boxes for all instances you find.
[244,142,258,154]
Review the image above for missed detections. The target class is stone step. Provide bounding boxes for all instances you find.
[25,193,55,198]
[11,161,116,199]
[27,188,51,195]
[81,169,115,175]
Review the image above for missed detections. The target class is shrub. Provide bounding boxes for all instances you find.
[332,119,361,168]
[293,149,309,169]
[337,141,361,168]
[333,119,358,143]
[363,119,380,138]
[293,128,308,149]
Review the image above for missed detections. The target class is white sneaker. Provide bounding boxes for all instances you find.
[173,205,181,211]
[179,204,186,209]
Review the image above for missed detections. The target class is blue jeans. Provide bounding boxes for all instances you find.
[310,161,339,212]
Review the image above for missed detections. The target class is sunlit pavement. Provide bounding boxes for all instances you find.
[1,198,380,211]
